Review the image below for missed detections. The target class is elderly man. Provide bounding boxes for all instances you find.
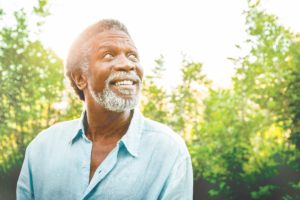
[17,19,193,200]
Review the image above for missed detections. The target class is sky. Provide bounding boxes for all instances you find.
[2,0,300,88]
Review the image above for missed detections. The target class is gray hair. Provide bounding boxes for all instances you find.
[65,19,131,101]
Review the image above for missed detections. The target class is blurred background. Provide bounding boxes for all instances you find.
[0,0,300,199]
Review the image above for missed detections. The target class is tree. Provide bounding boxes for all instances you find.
[0,1,72,173]
[197,0,300,199]
[169,59,211,140]
[141,56,210,141]
[140,55,169,124]
[233,0,300,149]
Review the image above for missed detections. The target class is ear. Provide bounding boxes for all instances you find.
[71,71,87,90]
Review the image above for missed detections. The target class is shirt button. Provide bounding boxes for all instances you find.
[82,161,88,168]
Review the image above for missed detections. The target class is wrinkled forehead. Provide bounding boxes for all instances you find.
[87,30,137,50]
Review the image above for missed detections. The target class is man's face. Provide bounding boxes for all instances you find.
[86,30,143,112]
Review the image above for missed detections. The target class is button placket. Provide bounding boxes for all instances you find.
[82,144,120,198]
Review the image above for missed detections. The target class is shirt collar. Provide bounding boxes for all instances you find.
[69,110,87,144]
[119,109,144,157]
[69,108,144,157]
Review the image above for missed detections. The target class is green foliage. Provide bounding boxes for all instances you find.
[140,56,169,124]
[141,56,210,140]
[169,59,210,139]
[33,0,50,17]
[234,1,300,150]
[0,1,82,173]
[141,1,300,199]
[251,185,278,199]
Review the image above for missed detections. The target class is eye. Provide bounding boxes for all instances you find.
[103,52,114,59]
[128,53,139,62]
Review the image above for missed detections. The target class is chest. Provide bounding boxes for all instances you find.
[89,143,115,180]
[34,139,171,200]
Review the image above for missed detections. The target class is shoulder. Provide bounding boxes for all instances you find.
[142,117,190,158]
[27,119,80,151]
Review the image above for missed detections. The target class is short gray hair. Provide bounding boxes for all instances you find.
[65,19,131,101]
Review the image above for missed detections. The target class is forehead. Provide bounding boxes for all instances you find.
[89,30,136,49]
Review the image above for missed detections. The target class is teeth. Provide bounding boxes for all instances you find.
[115,80,133,86]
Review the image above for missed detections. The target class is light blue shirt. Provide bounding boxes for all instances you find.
[17,109,193,200]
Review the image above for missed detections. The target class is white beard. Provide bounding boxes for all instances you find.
[89,72,141,112]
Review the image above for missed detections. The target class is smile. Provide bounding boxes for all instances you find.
[114,80,134,86]
[110,78,139,96]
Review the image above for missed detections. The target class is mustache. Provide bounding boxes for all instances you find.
[105,71,142,84]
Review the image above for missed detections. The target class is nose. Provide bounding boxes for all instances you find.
[113,54,136,72]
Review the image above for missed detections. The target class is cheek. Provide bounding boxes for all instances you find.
[88,69,109,90]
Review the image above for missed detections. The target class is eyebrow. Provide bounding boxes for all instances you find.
[97,46,114,51]
[96,45,138,53]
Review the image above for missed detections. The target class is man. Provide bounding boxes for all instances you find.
[17,19,193,200]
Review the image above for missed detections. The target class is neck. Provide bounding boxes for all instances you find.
[84,101,133,142]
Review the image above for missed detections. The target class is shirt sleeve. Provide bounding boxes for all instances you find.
[158,156,194,200]
[16,146,34,200]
